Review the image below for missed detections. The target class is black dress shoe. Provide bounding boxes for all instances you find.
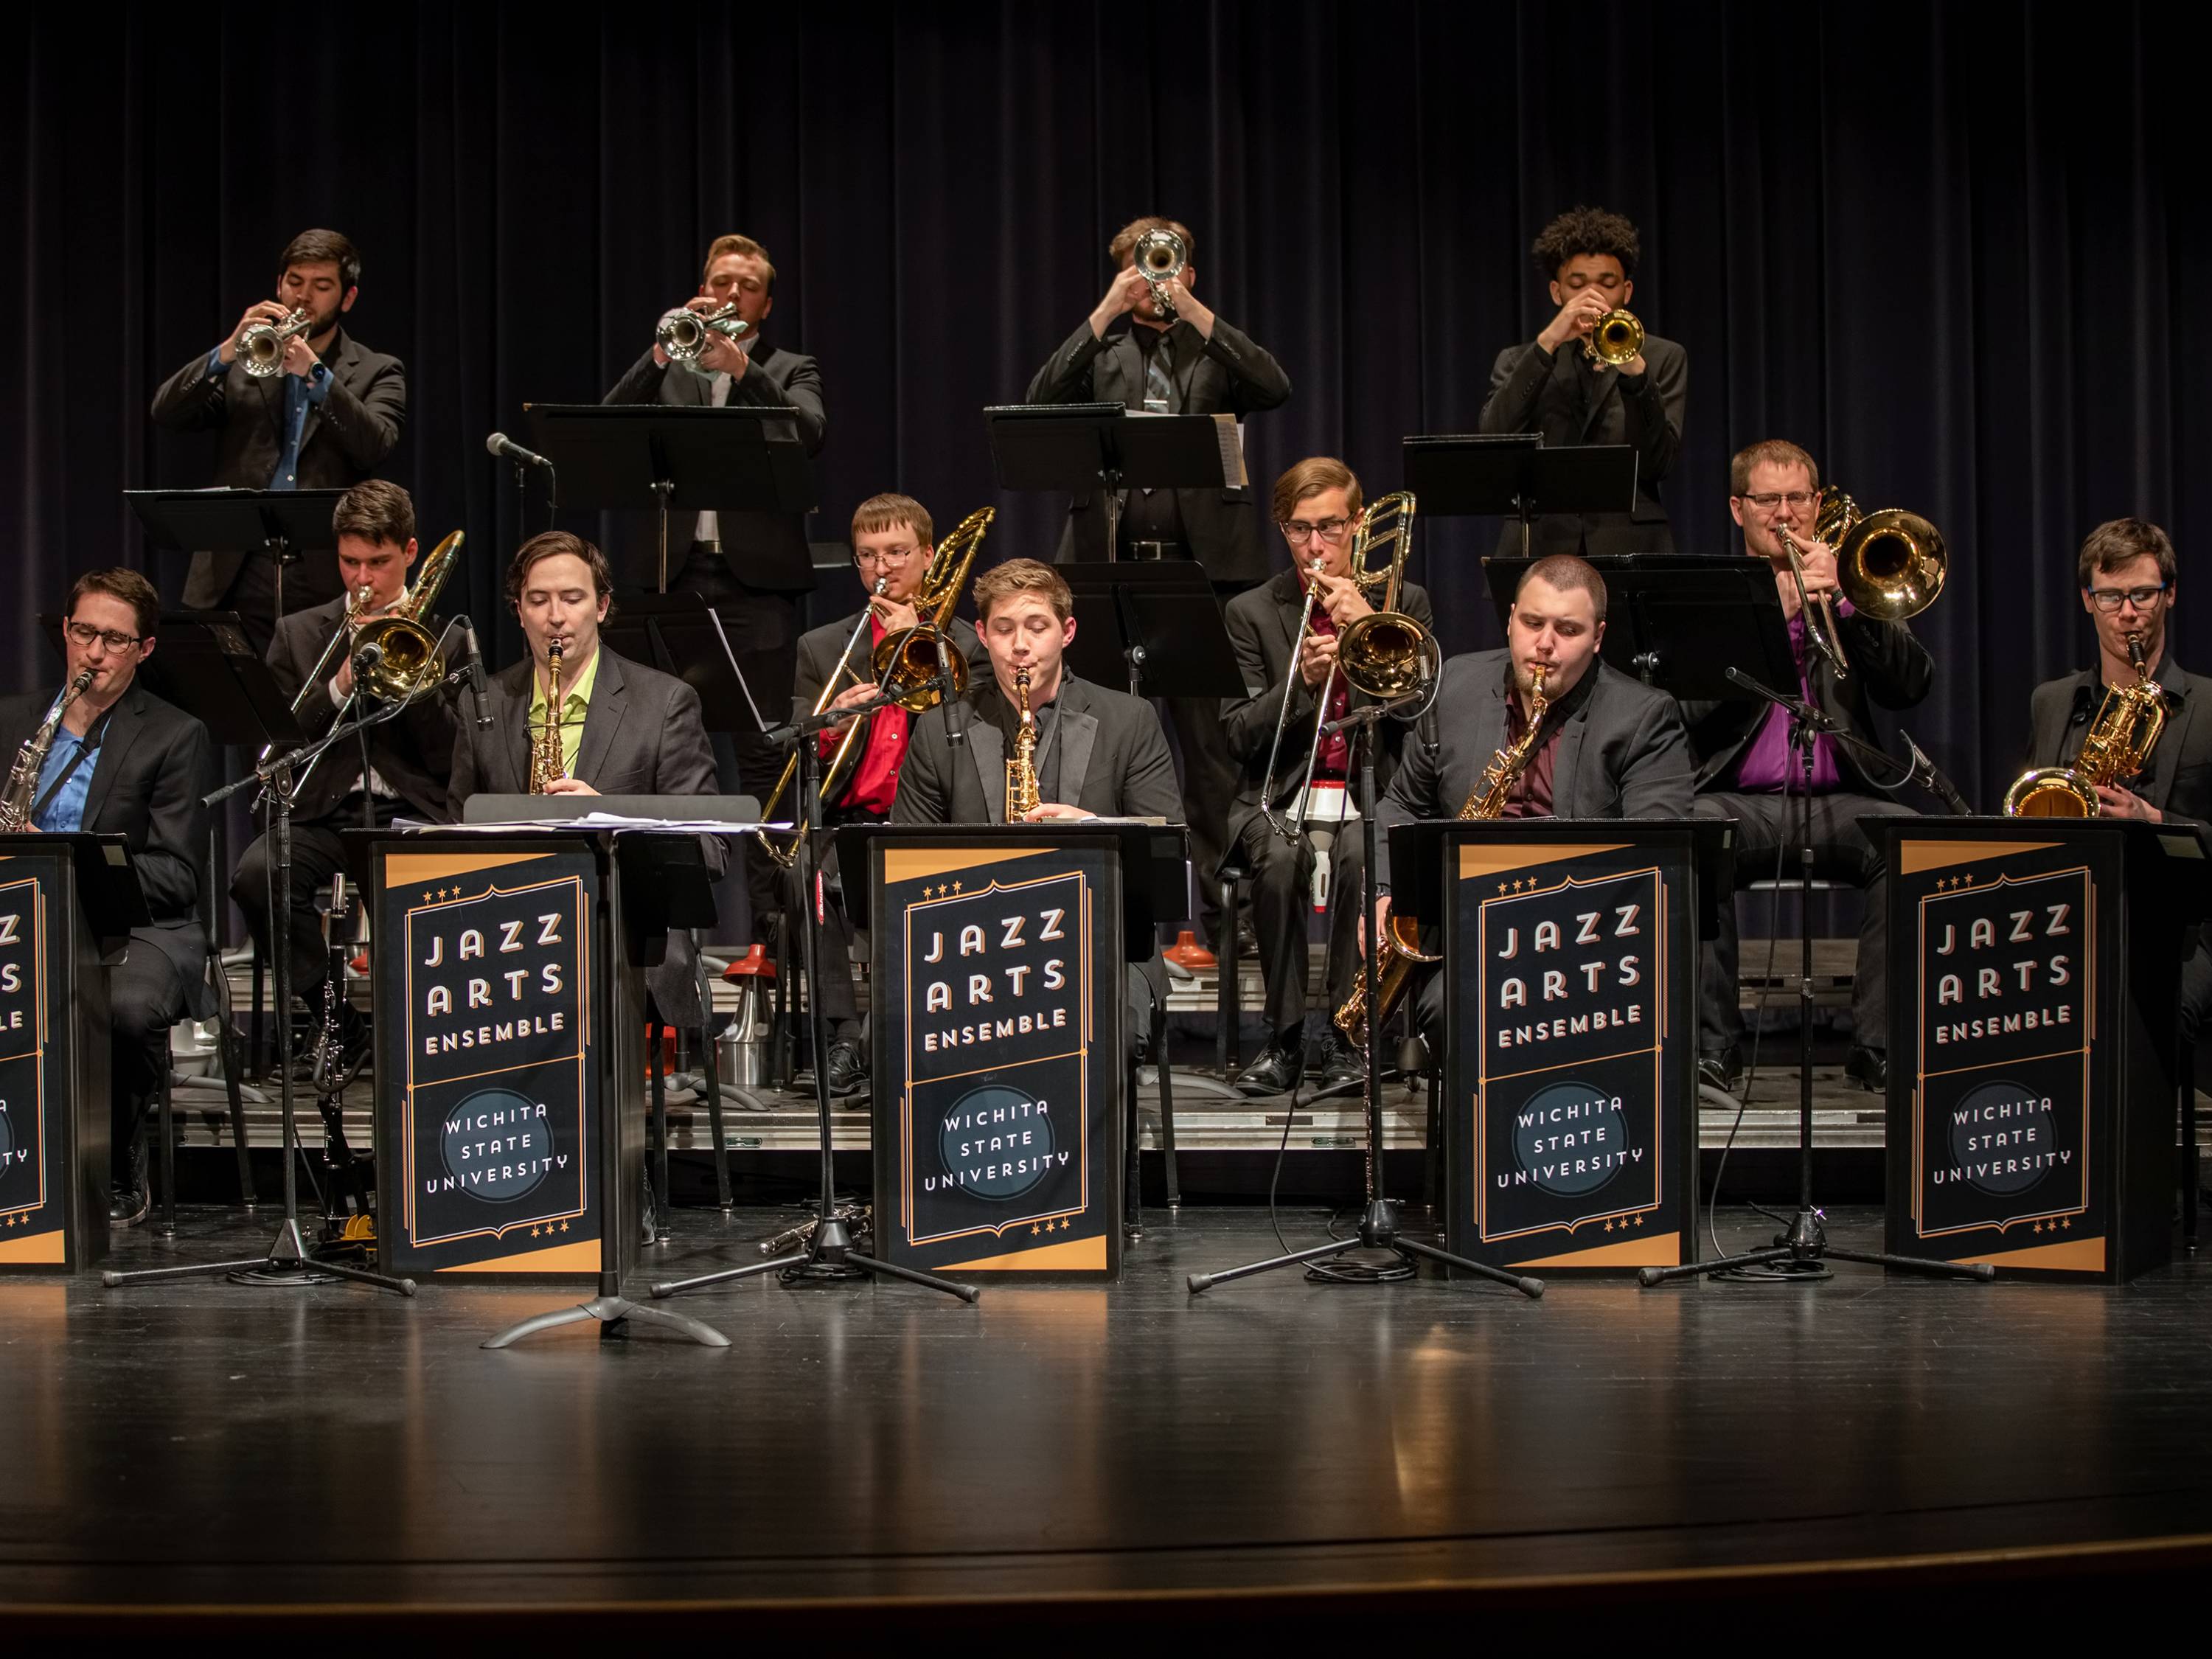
[1235,1039,1304,1097]
[1697,1046,1742,1093]
[825,1040,869,1099]
[1845,1045,1889,1092]
[1316,1031,1366,1088]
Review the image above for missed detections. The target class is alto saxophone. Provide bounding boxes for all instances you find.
[529,639,567,793]
[1006,667,1041,820]
[1335,664,1551,1050]
[0,667,97,832]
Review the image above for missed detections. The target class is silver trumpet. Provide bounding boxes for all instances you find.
[656,302,751,363]
[1133,228,1186,320]
[237,309,314,378]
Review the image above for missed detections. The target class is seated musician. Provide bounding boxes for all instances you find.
[1371,554,1693,1054]
[0,571,213,1225]
[1686,440,1932,1096]
[448,531,726,1038]
[790,494,989,1098]
[2020,517,2212,1042]
[1222,458,1434,1096]
[232,481,454,1079]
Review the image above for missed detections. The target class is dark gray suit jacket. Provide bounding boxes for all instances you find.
[1220,568,1435,841]
[1478,333,1687,558]
[1025,318,1290,586]
[1683,600,1932,796]
[892,674,1181,827]
[267,594,455,823]
[1373,650,1694,888]
[0,680,213,991]
[603,343,826,593]
[2023,654,2212,827]
[149,327,408,608]
[447,646,723,1024]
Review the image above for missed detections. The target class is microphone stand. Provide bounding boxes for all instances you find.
[651,667,978,1303]
[1188,698,1543,1298]
[1639,667,1992,1288]
[100,672,472,1297]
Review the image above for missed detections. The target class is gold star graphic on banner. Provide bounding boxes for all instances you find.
[1603,1220,1615,1232]
[1962,873,1975,886]
[2060,1216,2072,1231]
[951,880,963,893]
[1498,883,1509,895]
[1030,1224,1041,1237]
[560,1220,571,1232]
[2033,1220,2045,1234]
[422,890,434,902]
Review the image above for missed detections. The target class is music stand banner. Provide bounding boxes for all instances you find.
[374,843,602,1278]
[1445,831,1697,1274]
[0,863,69,1267]
[872,840,1121,1281]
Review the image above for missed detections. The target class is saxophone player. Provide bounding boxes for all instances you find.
[2018,518,2212,1043]
[1369,555,1693,1053]
[1221,459,1435,1096]
[0,571,213,1225]
[786,495,990,1097]
[231,482,456,1079]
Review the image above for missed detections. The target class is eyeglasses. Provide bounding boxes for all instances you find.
[66,621,142,651]
[1739,492,1818,512]
[1280,518,1352,544]
[856,546,923,568]
[2087,585,2168,612]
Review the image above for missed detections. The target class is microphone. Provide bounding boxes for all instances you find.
[486,431,552,470]
[458,615,493,727]
[940,635,968,749]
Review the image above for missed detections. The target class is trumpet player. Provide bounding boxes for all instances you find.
[1026,215,1292,957]
[2018,519,2212,1045]
[604,232,827,961]
[1687,441,1933,1096]
[1221,459,1435,1096]
[1370,556,1692,1055]
[230,483,456,1079]
[1479,206,1686,558]
[150,229,406,650]
[786,495,989,1096]
[0,571,212,1225]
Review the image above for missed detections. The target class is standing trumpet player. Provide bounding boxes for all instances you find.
[0,571,213,1225]
[1479,206,1686,558]
[149,229,406,650]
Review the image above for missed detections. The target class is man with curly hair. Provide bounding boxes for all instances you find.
[1479,206,1687,558]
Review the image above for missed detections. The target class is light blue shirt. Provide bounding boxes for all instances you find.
[204,345,332,489]
[30,696,98,833]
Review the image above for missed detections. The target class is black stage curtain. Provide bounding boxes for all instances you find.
[1,1,2198,810]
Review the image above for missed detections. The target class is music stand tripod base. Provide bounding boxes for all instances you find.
[482,1294,729,1349]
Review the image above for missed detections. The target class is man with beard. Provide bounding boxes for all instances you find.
[150,229,406,653]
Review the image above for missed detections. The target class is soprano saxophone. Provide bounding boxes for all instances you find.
[1006,667,1041,820]
[0,668,97,832]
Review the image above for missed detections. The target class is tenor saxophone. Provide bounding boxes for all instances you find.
[0,667,97,832]
[1334,664,1551,1050]
[1006,667,1041,821]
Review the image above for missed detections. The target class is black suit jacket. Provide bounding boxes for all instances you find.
[2023,655,2212,827]
[0,681,212,989]
[1025,318,1291,586]
[892,675,1181,826]
[1478,333,1688,558]
[1220,569,1435,839]
[266,594,455,823]
[1373,650,1694,888]
[448,647,724,1025]
[603,343,826,593]
[1683,598,1932,796]
[149,327,408,608]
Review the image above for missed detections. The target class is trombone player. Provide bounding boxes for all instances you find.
[1221,459,1434,1096]
[784,495,989,1097]
[1687,441,1933,1096]
[231,481,457,1079]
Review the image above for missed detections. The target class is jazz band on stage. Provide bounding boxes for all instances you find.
[32,204,2207,1237]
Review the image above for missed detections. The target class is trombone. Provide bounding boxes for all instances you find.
[1260,492,1440,844]
[1777,487,1947,679]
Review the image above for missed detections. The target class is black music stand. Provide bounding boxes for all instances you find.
[1404,435,1636,557]
[524,404,815,592]
[985,403,1245,560]
[1060,561,1245,703]
[126,488,345,634]
[598,591,774,740]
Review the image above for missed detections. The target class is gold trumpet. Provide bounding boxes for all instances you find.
[1584,307,1644,366]
[2004,633,2167,816]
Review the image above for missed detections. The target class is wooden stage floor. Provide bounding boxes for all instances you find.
[6,1201,2210,1632]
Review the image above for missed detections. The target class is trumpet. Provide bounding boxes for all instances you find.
[237,309,314,378]
[1133,228,1186,321]
[1259,493,1439,844]
[2004,633,2167,817]
[656,302,750,364]
[1583,307,1644,366]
